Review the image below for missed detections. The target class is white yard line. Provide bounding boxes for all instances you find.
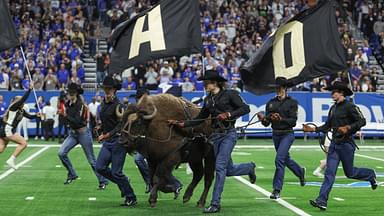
[333,197,345,201]
[355,154,384,162]
[234,176,311,216]
[0,146,50,181]
[25,196,35,201]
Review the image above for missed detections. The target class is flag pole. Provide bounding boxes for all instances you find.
[201,54,207,98]
[20,45,41,113]
[346,70,355,103]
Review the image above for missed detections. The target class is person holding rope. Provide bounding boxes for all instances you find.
[57,83,108,188]
[257,77,306,200]
[168,69,256,214]
[95,76,137,207]
[303,81,377,211]
[0,82,40,169]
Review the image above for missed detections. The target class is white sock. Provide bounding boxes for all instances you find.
[9,155,16,161]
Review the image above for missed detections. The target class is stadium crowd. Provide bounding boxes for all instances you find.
[0,0,382,93]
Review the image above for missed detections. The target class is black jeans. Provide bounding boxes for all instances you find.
[58,116,68,140]
[44,119,55,141]
[35,117,43,137]
[89,115,97,138]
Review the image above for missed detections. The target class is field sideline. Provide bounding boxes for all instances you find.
[0,138,383,216]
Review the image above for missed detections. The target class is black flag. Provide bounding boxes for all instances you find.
[240,0,346,95]
[109,0,202,74]
[0,0,19,52]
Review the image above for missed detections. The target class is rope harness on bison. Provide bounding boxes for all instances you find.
[121,118,175,143]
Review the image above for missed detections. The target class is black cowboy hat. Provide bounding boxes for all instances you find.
[197,70,227,82]
[325,81,353,96]
[268,77,292,88]
[101,76,122,90]
[129,88,150,99]
[67,83,84,95]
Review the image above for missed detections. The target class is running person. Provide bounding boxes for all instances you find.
[57,83,108,188]
[95,76,137,207]
[303,81,377,211]
[168,69,256,213]
[0,82,40,169]
[257,77,306,199]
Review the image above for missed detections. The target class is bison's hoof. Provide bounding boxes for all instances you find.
[197,201,205,208]
[183,196,191,204]
[148,199,157,208]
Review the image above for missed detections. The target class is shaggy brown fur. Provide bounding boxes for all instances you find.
[120,94,214,208]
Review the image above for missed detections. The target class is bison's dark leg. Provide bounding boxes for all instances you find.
[147,160,156,187]
[148,161,159,208]
[197,149,215,208]
[149,169,160,208]
[149,155,179,207]
[183,161,204,204]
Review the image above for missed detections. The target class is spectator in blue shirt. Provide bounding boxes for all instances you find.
[76,64,85,83]
[70,43,82,60]
[349,63,362,81]
[22,78,30,90]
[182,65,196,82]
[171,73,183,86]
[194,79,204,91]
[123,76,137,90]
[57,64,69,87]
[97,0,107,24]
[231,69,241,85]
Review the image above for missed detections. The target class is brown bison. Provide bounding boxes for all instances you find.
[119,94,215,208]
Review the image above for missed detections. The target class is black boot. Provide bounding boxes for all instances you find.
[248,162,256,184]
[121,198,137,207]
[270,189,280,199]
[98,183,107,190]
[299,167,306,186]
[64,176,78,185]
[371,178,378,190]
[203,205,220,213]
[309,199,327,211]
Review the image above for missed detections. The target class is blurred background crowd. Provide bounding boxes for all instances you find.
[0,0,382,93]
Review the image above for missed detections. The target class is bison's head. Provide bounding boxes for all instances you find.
[118,104,139,147]
[136,94,158,120]
[118,98,157,153]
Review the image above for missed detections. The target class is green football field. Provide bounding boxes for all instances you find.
[0,138,383,216]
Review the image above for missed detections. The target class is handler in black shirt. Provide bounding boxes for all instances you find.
[168,69,256,213]
[303,81,377,211]
[58,83,108,188]
[95,76,137,207]
[257,77,306,200]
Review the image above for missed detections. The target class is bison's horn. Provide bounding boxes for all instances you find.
[142,105,157,120]
[115,104,124,119]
